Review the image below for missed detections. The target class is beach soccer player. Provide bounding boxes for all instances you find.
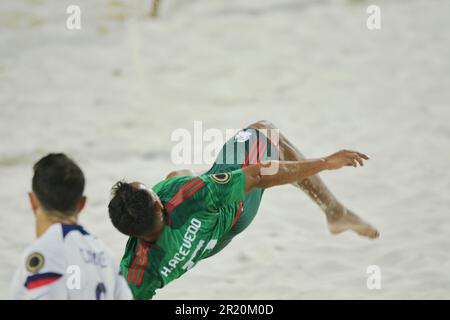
[108,120,379,299]
[11,154,132,299]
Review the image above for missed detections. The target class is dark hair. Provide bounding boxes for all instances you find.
[32,153,85,215]
[108,181,157,237]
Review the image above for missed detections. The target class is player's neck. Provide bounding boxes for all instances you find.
[141,220,165,243]
[142,229,163,242]
[35,209,78,238]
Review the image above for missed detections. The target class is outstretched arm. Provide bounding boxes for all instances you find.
[242,150,369,192]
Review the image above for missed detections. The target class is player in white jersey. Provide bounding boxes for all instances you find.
[10,154,132,300]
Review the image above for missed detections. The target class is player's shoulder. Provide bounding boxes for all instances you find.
[25,223,91,252]
[120,237,159,275]
[152,175,203,199]
[121,236,139,261]
[200,169,245,191]
[15,224,67,292]
[24,223,65,256]
[21,223,95,271]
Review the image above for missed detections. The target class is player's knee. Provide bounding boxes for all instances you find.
[166,170,181,179]
[248,120,277,130]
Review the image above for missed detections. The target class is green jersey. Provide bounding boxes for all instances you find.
[120,169,246,300]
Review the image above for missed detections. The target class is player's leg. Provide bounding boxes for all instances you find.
[202,127,274,257]
[248,120,379,239]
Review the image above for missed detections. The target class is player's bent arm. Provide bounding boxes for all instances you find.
[242,160,325,192]
[243,150,369,192]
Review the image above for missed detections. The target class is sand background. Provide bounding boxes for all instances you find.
[1,0,449,299]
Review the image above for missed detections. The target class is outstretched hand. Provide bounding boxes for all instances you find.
[324,150,369,170]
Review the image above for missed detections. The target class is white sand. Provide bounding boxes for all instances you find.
[1,0,449,299]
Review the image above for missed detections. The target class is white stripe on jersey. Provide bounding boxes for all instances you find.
[10,223,132,300]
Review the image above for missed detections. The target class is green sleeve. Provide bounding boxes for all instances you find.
[153,170,245,213]
[120,239,162,300]
[200,169,246,210]
[121,258,162,300]
[129,278,157,300]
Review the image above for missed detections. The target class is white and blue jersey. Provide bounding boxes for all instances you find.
[10,223,132,300]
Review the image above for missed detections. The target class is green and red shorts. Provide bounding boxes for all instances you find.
[204,127,280,256]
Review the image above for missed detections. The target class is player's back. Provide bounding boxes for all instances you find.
[11,223,132,300]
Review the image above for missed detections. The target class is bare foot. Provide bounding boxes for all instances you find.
[327,208,379,239]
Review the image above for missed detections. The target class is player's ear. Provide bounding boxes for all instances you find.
[77,196,87,213]
[154,199,164,212]
[28,192,39,215]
